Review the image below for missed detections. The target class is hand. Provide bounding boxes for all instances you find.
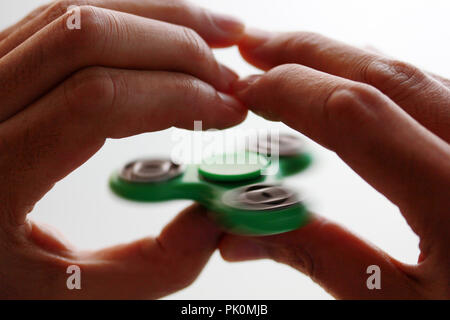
[0,0,247,299]
[220,29,450,299]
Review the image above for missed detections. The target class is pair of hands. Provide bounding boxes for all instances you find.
[0,0,448,299]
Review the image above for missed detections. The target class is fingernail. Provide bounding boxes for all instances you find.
[232,74,262,95]
[219,64,239,92]
[218,92,247,114]
[241,27,274,49]
[223,240,268,261]
[211,12,245,36]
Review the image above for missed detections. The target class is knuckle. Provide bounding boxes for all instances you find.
[364,58,428,100]
[298,219,343,281]
[57,5,107,52]
[45,0,76,23]
[63,67,116,119]
[324,84,382,126]
[86,6,123,44]
[45,0,87,23]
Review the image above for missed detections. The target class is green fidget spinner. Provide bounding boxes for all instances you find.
[109,134,313,236]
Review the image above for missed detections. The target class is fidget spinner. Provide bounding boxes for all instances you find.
[109,134,313,236]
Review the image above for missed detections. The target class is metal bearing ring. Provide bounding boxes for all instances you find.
[247,133,304,156]
[119,159,184,183]
[222,183,302,211]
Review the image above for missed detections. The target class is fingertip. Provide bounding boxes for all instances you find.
[171,77,247,130]
[177,204,223,236]
[238,27,274,64]
[239,27,274,50]
[211,12,245,37]
[159,204,223,255]
[231,74,262,97]
[208,12,245,46]
[198,11,244,48]
[207,92,248,129]
[218,92,246,113]
[218,64,239,93]
[238,28,279,71]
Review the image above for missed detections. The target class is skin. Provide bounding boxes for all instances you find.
[219,29,450,299]
[0,0,248,299]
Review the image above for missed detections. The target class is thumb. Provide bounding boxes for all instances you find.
[219,215,423,299]
[79,204,222,299]
[26,204,222,299]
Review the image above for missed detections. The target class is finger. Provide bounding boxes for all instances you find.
[237,29,450,142]
[81,204,221,299]
[232,65,450,240]
[0,0,244,57]
[0,67,247,226]
[0,6,238,122]
[0,4,50,42]
[17,204,221,299]
[361,46,450,89]
[220,215,424,299]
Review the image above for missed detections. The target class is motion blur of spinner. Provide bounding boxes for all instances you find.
[110,134,313,235]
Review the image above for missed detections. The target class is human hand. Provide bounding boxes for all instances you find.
[220,29,450,299]
[0,0,247,299]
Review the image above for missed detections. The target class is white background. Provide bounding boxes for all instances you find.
[1,0,449,299]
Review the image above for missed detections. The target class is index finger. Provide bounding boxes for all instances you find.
[16,204,222,299]
[233,64,450,240]
[0,0,244,56]
[237,30,450,142]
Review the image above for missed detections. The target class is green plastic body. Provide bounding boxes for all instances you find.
[109,153,312,236]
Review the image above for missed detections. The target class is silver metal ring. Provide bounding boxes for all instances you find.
[119,159,184,183]
[246,133,305,156]
[222,183,302,211]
